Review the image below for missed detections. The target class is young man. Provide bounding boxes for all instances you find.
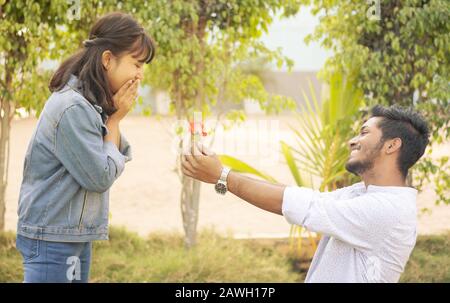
[181,105,430,283]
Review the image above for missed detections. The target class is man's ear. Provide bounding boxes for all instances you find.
[385,138,402,155]
[101,50,113,70]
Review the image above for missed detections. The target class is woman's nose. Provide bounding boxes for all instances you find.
[135,73,143,81]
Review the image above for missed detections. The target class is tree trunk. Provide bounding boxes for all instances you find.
[180,173,201,249]
[178,13,208,249]
[0,96,11,231]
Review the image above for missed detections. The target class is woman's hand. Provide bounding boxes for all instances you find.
[109,79,139,122]
[104,79,139,147]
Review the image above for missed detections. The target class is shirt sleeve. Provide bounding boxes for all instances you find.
[55,104,128,193]
[282,186,396,251]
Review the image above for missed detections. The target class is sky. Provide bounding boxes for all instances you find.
[260,6,331,71]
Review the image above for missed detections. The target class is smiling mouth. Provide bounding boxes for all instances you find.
[350,147,361,156]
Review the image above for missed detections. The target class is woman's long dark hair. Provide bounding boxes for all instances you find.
[49,12,155,115]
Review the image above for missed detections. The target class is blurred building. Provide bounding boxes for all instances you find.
[134,70,324,116]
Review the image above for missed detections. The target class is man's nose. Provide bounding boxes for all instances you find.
[348,136,358,149]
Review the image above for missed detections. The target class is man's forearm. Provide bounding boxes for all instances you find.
[226,171,286,215]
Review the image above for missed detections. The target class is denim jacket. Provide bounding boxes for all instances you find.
[17,75,131,242]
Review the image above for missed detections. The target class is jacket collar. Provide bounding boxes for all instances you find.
[67,74,106,117]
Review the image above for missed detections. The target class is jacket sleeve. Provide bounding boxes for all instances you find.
[55,103,128,193]
[119,133,132,163]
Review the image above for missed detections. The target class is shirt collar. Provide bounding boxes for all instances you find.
[366,184,418,195]
[351,181,417,195]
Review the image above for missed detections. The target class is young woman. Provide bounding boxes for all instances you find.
[15,12,155,283]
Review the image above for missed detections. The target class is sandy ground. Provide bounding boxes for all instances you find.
[5,115,450,237]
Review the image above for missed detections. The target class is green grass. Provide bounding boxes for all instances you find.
[89,227,301,282]
[400,232,450,282]
[0,226,300,282]
[0,230,22,282]
[0,227,448,282]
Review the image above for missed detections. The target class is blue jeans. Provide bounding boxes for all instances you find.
[16,234,92,283]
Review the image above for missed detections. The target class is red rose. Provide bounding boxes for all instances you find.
[189,121,208,137]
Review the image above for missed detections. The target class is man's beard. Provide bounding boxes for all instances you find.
[345,157,374,176]
[345,141,384,176]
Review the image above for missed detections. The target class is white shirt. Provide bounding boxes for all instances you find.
[282,182,418,283]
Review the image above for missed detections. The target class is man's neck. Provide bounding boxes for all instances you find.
[361,169,406,188]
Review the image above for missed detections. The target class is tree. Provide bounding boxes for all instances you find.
[1,0,300,241]
[141,0,300,248]
[301,0,450,204]
[0,0,73,230]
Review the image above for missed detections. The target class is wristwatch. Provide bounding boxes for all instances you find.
[215,167,231,195]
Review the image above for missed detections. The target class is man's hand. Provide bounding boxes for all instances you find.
[181,142,286,215]
[181,143,223,184]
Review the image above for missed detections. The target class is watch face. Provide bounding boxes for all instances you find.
[215,182,227,195]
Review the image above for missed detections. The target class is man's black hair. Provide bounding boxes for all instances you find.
[371,105,430,178]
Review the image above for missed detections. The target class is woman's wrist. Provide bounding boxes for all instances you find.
[104,116,121,147]
[107,114,121,124]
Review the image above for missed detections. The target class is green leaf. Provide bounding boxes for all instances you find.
[280,141,304,186]
[218,155,277,183]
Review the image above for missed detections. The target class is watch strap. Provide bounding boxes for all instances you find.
[219,167,231,183]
